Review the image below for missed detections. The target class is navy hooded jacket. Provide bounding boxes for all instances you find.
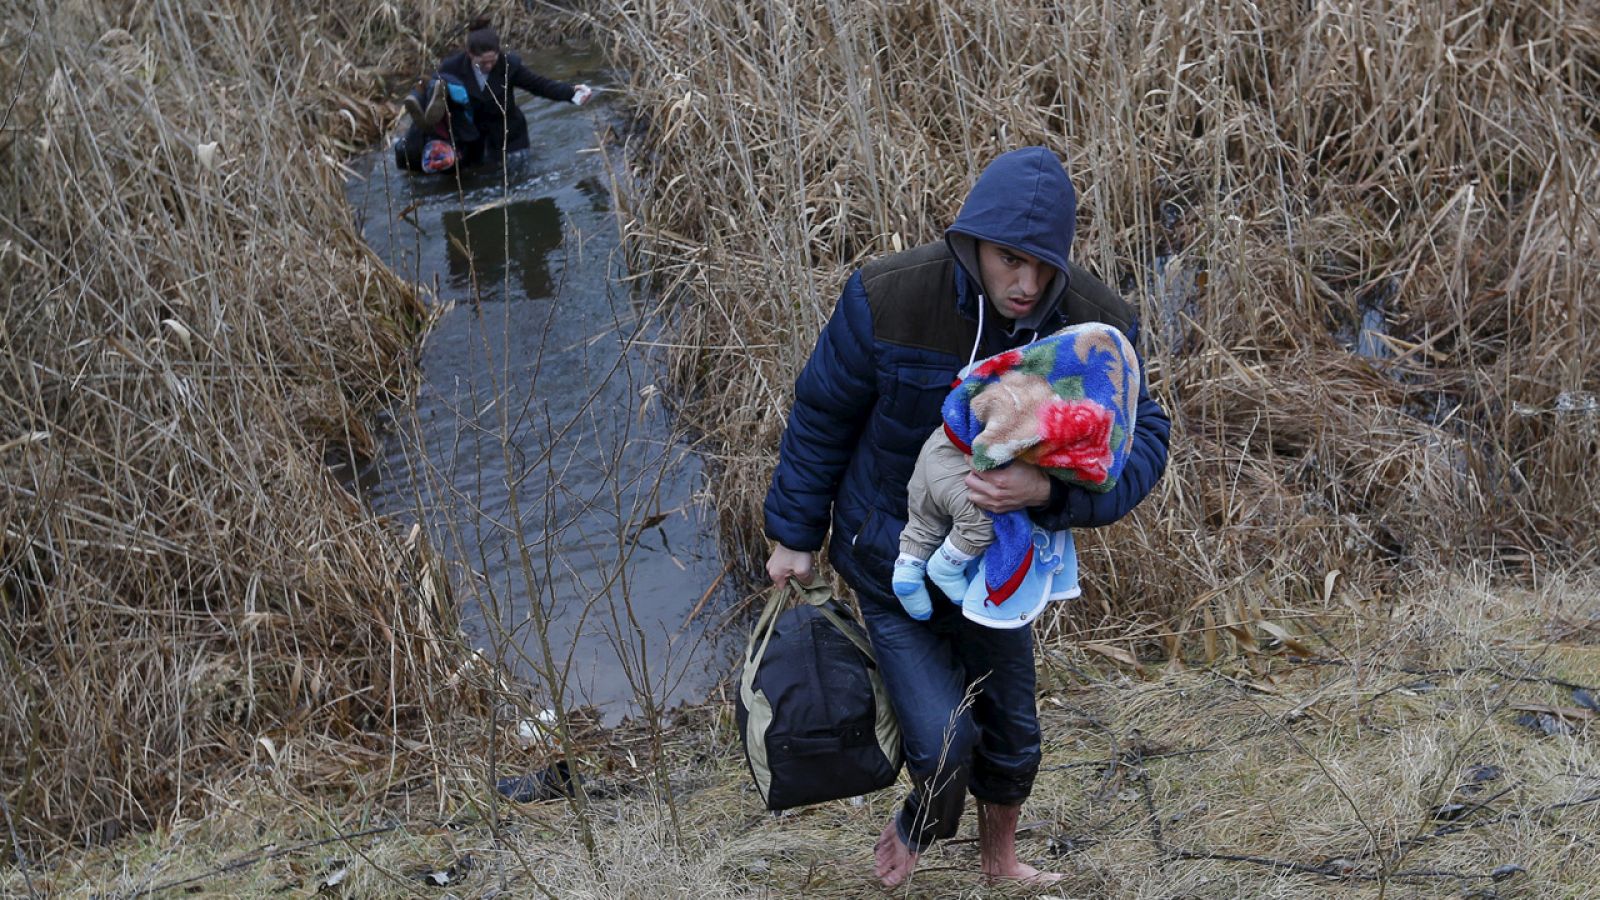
[763,147,1171,607]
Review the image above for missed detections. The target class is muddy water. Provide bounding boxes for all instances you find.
[346,43,736,722]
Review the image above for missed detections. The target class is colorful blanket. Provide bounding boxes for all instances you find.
[421,139,458,174]
[940,322,1141,605]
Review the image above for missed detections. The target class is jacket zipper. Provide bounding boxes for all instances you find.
[852,508,877,547]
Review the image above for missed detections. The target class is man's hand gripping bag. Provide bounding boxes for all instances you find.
[735,579,902,810]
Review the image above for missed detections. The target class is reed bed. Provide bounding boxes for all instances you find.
[596,0,1600,634]
[0,0,535,849]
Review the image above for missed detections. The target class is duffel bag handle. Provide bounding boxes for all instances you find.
[789,578,832,608]
[745,577,878,669]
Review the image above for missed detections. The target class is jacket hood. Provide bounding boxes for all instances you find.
[944,146,1077,332]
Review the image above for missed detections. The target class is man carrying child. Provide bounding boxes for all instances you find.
[763,146,1171,887]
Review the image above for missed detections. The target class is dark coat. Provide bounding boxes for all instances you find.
[436,51,576,160]
[762,148,1171,609]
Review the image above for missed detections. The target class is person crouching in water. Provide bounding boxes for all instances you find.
[393,71,477,174]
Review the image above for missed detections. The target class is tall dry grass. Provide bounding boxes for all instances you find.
[0,0,540,850]
[596,0,1600,637]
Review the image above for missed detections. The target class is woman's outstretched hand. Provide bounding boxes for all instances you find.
[571,84,594,105]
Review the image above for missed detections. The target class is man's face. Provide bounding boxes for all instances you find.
[471,49,499,73]
[977,240,1055,320]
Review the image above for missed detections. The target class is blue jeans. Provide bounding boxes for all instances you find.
[859,588,1042,852]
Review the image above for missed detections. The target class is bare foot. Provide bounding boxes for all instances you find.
[976,801,1062,888]
[982,858,1063,887]
[873,817,920,888]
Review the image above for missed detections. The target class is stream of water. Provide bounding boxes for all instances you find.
[345,43,736,723]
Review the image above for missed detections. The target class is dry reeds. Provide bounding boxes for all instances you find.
[597,0,1600,633]
[0,0,531,849]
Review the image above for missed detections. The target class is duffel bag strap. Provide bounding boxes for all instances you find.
[743,581,790,670]
[747,578,879,668]
[788,578,833,608]
[744,577,824,667]
[814,604,877,664]
[791,580,878,665]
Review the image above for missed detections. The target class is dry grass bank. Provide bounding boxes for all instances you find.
[595,0,1600,640]
[18,575,1596,897]
[0,0,547,851]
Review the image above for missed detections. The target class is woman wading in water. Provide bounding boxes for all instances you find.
[395,17,594,173]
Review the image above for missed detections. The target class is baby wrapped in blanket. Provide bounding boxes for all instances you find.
[892,322,1141,628]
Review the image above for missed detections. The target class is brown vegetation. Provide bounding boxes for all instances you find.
[18,576,1598,897]
[599,0,1600,640]
[5,0,1600,894]
[0,0,527,849]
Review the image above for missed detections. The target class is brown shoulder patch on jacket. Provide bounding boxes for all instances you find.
[1062,261,1136,334]
[860,242,975,356]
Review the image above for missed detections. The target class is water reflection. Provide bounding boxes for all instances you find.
[345,44,736,723]
[442,197,565,299]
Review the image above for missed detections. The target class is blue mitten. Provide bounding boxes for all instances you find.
[892,556,932,620]
[927,539,977,604]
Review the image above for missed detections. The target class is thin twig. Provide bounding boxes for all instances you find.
[0,792,40,900]
[132,825,400,897]
[1390,792,1600,855]
[1171,848,1497,884]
